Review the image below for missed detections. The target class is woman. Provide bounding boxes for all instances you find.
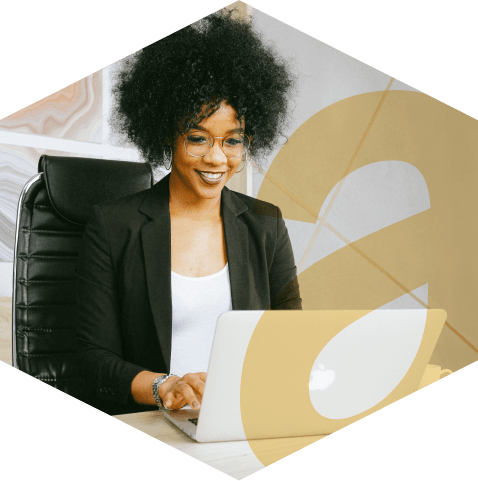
[76,9,301,416]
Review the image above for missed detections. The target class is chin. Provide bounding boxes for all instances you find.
[192,174,229,197]
[195,184,225,199]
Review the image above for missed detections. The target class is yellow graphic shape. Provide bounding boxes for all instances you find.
[243,90,478,465]
[241,309,446,466]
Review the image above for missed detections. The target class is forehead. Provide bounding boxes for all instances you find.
[189,102,244,133]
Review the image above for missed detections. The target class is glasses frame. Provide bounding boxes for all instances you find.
[177,129,252,159]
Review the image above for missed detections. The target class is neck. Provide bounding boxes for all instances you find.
[168,172,222,220]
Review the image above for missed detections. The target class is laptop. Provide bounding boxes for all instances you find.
[163,309,447,442]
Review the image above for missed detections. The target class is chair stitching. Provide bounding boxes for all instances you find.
[16,304,76,309]
[18,327,75,332]
[17,279,76,284]
[23,204,55,208]
[21,228,83,235]
[36,377,82,382]
[17,255,78,259]
[18,352,76,358]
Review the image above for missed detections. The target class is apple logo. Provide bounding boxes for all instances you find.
[309,364,336,391]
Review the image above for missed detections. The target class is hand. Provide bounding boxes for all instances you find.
[158,372,207,410]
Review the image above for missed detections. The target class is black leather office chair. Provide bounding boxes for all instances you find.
[12,155,153,414]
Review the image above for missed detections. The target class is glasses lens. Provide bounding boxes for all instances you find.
[223,133,249,158]
[184,131,250,157]
[185,131,211,157]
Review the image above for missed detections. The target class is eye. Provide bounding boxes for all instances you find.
[224,136,244,147]
[186,134,208,145]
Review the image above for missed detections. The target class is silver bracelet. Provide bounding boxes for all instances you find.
[152,374,178,410]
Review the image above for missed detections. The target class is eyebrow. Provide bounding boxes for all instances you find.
[188,124,245,134]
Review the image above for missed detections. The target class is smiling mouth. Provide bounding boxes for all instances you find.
[196,170,226,185]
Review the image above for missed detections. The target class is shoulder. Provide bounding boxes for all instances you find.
[93,173,169,222]
[94,187,149,217]
[227,189,281,219]
[88,185,156,234]
[225,189,284,244]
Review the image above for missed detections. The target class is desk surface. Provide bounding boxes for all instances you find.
[114,410,326,479]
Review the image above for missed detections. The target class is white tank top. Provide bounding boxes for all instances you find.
[169,263,232,376]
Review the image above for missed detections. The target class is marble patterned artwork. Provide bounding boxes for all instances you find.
[0,72,102,144]
[0,144,101,262]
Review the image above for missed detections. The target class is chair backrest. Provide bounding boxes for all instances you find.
[13,155,153,412]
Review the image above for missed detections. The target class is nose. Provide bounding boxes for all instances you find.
[204,138,228,167]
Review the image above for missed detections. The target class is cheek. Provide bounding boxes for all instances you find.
[173,150,196,172]
[231,158,243,172]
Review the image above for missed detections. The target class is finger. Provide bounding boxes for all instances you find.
[163,383,185,407]
[161,379,177,409]
[193,390,203,405]
[188,377,206,396]
[158,375,181,401]
[165,377,181,395]
[162,391,175,409]
[182,373,206,395]
[163,390,186,410]
[176,382,201,409]
[184,372,206,382]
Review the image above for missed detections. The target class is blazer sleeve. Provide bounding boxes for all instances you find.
[76,205,147,405]
[269,206,303,310]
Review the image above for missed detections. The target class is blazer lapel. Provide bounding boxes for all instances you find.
[139,175,172,370]
[221,187,251,311]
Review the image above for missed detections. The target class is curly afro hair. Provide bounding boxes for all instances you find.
[110,8,295,169]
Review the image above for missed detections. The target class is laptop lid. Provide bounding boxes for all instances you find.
[195,309,446,442]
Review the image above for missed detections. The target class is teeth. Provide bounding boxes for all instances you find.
[199,171,224,180]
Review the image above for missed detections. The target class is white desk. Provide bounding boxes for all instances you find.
[114,409,326,479]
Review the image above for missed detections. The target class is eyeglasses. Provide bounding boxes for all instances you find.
[179,130,251,158]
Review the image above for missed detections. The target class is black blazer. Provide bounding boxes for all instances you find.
[76,173,302,414]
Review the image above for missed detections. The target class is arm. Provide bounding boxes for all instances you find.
[76,205,149,405]
[269,206,302,310]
